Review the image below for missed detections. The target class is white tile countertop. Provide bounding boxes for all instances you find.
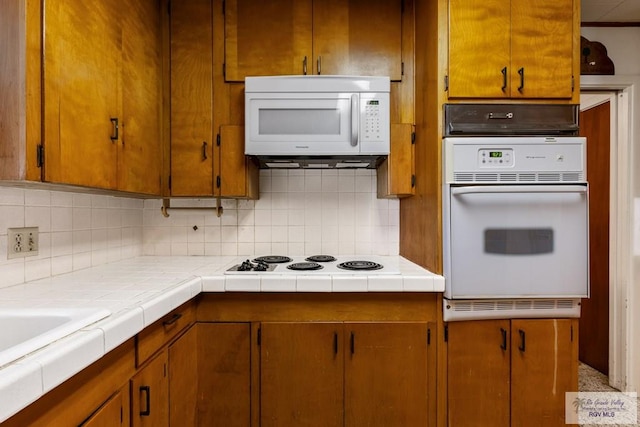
[0,255,443,422]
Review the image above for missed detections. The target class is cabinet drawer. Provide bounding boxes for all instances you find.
[136,301,195,367]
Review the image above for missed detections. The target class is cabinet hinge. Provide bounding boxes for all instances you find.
[216,133,221,146]
[411,174,416,188]
[444,325,448,342]
[444,75,449,92]
[411,131,416,144]
[216,176,221,189]
[36,144,44,168]
[257,327,261,345]
[427,328,431,345]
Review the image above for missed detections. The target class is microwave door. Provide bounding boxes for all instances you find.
[446,185,589,299]
[246,95,359,155]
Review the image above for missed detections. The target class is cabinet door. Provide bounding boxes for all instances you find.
[511,319,577,427]
[447,320,510,427]
[345,322,428,426]
[224,0,313,82]
[510,0,574,99]
[312,0,403,80]
[43,0,120,189]
[80,388,127,427]
[260,322,343,427]
[219,125,259,198]
[448,0,510,98]
[168,325,198,426]
[198,323,252,427]
[131,350,169,427]
[120,0,162,195]
[169,0,215,196]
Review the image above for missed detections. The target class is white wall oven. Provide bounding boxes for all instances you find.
[442,104,589,321]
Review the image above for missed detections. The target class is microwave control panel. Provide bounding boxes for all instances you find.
[363,99,382,141]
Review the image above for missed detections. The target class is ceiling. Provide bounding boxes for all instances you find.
[581,0,640,23]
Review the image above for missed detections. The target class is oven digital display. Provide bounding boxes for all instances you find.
[489,151,502,158]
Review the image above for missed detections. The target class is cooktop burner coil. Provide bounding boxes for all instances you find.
[337,260,383,271]
[253,255,292,264]
[305,255,337,263]
[287,262,324,271]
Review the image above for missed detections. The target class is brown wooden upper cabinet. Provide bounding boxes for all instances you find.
[43,0,162,194]
[447,0,575,99]
[224,0,404,82]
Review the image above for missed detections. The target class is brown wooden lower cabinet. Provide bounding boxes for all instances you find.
[260,321,430,427]
[131,350,169,427]
[447,318,579,427]
[80,387,128,427]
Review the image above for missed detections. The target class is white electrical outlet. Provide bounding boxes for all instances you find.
[7,227,39,259]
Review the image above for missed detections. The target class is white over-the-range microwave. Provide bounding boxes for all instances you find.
[244,75,390,168]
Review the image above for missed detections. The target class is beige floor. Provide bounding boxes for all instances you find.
[578,363,639,426]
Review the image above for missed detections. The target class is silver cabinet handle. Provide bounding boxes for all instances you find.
[351,94,359,147]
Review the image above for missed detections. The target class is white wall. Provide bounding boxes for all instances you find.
[581,27,640,75]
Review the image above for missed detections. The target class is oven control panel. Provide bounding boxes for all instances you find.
[478,148,513,167]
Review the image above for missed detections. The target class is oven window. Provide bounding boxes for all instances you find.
[484,228,553,255]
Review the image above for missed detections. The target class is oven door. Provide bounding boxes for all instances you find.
[444,184,589,299]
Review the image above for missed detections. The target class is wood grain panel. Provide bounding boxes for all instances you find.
[0,0,42,181]
[345,322,429,426]
[197,323,251,427]
[168,326,198,426]
[447,320,511,427]
[131,350,168,427]
[511,0,574,99]
[511,319,577,427]
[136,301,195,367]
[312,0,402,80]
[260,322,343,427]
[377,123,415,198]
[196,292,438,322]
[224,0,312,81]
[120,0,162,195]
[448,0,510,98]
[579,102,610,375]
[43,0,120,189]
[169,0,214,196]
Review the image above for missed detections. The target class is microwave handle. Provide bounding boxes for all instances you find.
[451,185,587,196]
[351,94,359,147]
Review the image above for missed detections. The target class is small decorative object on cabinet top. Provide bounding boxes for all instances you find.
[581,36,615,75]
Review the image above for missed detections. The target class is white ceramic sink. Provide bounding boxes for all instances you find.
[0,307,111,368]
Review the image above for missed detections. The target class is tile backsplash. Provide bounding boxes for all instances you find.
[143,170,400,257]
[0,187,143,288]
[0,170,399,287]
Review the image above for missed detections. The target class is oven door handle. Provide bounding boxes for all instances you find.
[451,185,587,196]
